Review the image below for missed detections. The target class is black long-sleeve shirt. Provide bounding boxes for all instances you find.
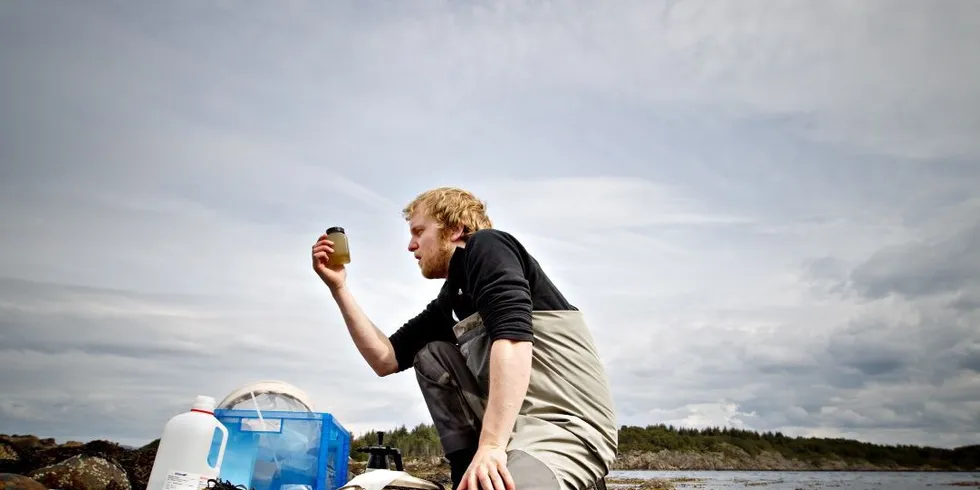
[388,228,577,372]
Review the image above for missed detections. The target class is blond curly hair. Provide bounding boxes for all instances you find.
[402,187,493,240]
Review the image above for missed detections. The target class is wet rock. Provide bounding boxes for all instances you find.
[114,440,159,490]
[0,444,25,475]
[29,441,131,473]
[29,455,131,490]
[0,445,17,461]
[0,435,157,490]
[636,481,675,490]
[0,437,53,463]
[0,436,60,475]
[0,437,57,455]
[0,473,47,490]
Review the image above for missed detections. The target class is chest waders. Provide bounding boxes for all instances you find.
[411,311,618,490]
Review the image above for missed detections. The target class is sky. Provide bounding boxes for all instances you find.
[1,0,978,451]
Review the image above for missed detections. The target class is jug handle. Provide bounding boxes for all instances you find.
[210,420,229,472]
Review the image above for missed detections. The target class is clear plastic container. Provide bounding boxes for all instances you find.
[146,395,229,490]
[213,409,352,490]
[326,227,350,266]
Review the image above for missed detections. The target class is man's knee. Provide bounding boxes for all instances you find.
[506,438,608,490]
[506,450,562,490]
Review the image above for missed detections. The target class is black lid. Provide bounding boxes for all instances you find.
[326,226,345,234]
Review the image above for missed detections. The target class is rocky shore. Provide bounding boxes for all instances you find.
[0,434,683,490]
[2,434,971,490]
[0,435,157,490]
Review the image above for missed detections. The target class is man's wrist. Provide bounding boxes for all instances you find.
[478,431,509,450]
[329,283,347,298]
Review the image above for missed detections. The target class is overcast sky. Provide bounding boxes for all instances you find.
[1,1,978,451]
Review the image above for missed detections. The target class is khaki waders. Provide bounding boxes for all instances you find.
[413,311,618,490]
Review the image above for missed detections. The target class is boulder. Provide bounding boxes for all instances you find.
[29,455,131,490]
[0,444,18,461]
[0,444,24,475]
[0,473,46,490]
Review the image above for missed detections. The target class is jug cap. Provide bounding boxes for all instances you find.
[326,226,345,234]
[191,395,216,413]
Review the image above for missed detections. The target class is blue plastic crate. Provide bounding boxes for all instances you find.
[214,409,351,490]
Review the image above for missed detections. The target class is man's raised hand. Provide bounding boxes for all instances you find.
[312,233,347,291]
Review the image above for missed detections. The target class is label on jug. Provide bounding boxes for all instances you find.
[161,471,211,490]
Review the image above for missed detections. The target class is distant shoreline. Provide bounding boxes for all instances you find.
[606,446,980,473]
[349,424,979,474]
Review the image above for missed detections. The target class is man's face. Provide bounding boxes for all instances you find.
[407,211,458,279]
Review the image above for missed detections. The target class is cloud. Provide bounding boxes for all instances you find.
[323,0,980,161]
[849,222,980,301]
[786,218,980,442]
[601,214,980,447]
[468,176,754,231]
[1,0,979,453]
[0,276,435,447]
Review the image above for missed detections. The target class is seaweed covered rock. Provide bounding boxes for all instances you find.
[0,444,18,462]
[28,440,131,474]
[114,440,159,490]
[29,454,131,490]
[0,436,59,476]
[0,444,21,475]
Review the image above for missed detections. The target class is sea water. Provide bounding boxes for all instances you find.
[609,469,980,489]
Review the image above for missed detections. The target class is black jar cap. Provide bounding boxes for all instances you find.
[327,226,345,234]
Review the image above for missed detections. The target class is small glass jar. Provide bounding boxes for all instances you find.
[326,226,350,266]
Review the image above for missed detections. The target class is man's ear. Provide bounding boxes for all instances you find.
[449,225,465,242]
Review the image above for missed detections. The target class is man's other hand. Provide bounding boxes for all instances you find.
[312,233,347,291]
[457,445,515,490]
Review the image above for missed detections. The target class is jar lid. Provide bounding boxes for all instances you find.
[326,226,345,234]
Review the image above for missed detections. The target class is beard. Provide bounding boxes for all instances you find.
[419,239,455,279]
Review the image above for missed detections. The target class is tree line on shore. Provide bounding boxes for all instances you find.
[350,423,980,470]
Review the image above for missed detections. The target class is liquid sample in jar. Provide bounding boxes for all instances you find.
[326,226,350,266]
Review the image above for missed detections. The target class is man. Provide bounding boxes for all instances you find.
[312,187,617,490]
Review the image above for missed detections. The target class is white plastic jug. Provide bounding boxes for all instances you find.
[146,395,229,490]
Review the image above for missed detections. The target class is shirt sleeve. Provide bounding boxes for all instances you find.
[388,289,455,372]
[463,230,535,343]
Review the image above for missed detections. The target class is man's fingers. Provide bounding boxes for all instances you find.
[312,244,334,254]
[468,469,479,490]
[498,464,516,490]
[488,466,506,490]
[478,468,494,490]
